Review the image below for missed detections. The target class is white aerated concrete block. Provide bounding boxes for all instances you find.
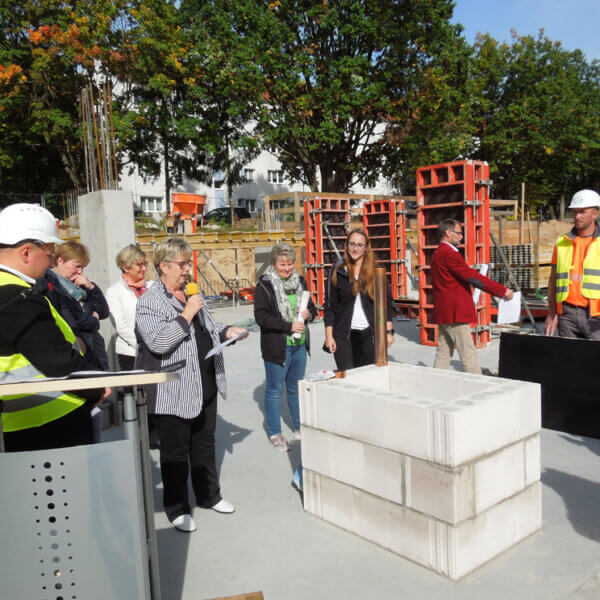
[299,362,541,467]
[301,426,539,524]
[304,470,542,580]
[300,362,542,578]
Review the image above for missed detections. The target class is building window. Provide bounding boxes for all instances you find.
[243,168,255,182]
[141,196,163,212]
[268,170,284,183]
[239,198,256,213]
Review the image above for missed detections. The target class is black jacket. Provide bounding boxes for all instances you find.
[44,270,110,369]
[0,274,101,402]
[254,274,318,365]
[324,263,394,339]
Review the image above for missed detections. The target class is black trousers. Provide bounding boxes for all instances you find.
[154,392,221,521]
[333,328,375,371]
[4,402,92,452]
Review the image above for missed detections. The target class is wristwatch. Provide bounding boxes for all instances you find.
[386,329,394,335]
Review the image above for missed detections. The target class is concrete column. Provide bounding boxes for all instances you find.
[78,190,136,369]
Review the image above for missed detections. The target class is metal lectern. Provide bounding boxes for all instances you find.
[0,371,176,600]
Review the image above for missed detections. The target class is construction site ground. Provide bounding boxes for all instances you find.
[106,305,600,600]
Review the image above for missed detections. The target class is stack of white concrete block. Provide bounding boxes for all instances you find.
[299,363,542,580]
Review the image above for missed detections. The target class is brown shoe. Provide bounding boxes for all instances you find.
[269,434,289,452]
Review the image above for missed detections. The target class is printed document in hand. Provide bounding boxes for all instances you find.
[497,292,522,324]
[472,264,489,306]
[205,331,249,359]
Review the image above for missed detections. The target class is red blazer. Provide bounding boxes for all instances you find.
[431,242,507,324]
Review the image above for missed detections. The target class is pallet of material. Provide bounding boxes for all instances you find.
[489,241,553,290]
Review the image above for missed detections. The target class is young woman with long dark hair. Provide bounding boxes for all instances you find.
[323,228,394,370]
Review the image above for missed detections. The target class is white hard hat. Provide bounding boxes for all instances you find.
[0,203,61,245]
[568,189,600,209]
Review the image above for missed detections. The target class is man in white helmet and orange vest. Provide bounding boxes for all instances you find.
[545,189,600,339]
[0,203,106,451]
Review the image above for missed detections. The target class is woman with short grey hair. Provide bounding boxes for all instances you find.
[254,242,317,452]
[270,243,296,264]
[153,236,191,273]
[106,244,152,371]
[115,244,147,272]
[135,236,247,532]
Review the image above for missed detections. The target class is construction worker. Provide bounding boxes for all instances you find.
[0,203,104,452]
[545,189,600,339]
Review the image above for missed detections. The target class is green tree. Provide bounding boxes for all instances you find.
[471,31,600,213]
[202,0,472,193]
[0,1,129,194]
[112,0,214,212]
[180,0,261,220]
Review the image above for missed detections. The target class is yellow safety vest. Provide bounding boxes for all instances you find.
[555,233,600,303]
[0,271,85,432]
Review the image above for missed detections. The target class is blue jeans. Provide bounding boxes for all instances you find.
[264,344,307,437]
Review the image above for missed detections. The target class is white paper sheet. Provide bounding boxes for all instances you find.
[497,291,522,324]
[205,331,249,359]
[292,290,312,340]
[472,264,489,305]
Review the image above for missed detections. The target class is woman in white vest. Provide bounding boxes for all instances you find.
[106,244,153,372]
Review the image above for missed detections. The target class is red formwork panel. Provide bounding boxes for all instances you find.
[416,160,491,348]
[304,197,351,310]
[363,199,408,300]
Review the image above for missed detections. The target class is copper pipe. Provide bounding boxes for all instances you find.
[374,267,388,366]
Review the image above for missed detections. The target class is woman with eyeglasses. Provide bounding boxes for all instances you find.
[106,244,153,373]
[135,237,247,533]
[324,228,394,370]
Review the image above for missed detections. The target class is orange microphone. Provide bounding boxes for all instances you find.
[185,282,199,296]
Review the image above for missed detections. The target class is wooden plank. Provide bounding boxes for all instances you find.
[136,231,305,245]
[532,265,552,289]
[195,247,256,295]
[0,371,177,396]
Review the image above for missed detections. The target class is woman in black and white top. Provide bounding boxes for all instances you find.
[324,228,395,371]
[135,237,246,533]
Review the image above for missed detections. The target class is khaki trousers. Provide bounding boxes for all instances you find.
[433,323,481,375]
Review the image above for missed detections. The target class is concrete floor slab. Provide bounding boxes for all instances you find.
[106,306,600,599]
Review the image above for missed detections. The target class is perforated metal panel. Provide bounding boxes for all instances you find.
[0,440,147,600]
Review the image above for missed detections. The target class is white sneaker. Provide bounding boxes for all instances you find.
[269,434,289,452]
[211,499,235,514]
[171,514,196,532]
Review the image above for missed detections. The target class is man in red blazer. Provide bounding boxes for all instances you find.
[431,219,513,374]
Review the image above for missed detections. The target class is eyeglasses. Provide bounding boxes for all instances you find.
[32,240,55,259]
[167,260,192,269]
[451,230,463,235]
[132,261,148,268]
[348,242,366,249]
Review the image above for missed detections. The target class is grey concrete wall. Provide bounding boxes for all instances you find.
[78,190,136,368]
[78,190,136,291]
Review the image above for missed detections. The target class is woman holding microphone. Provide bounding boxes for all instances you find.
[136,237,246,532]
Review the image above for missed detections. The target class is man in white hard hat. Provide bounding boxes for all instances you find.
[0,203,104,451]
[545,189,600,338]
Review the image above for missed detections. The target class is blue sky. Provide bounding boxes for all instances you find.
[451,0,600,61]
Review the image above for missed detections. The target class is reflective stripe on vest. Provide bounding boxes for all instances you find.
[0,271,86,432]
[555,234,600,302]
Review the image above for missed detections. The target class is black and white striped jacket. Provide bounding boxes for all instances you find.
[135,280,228,418]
